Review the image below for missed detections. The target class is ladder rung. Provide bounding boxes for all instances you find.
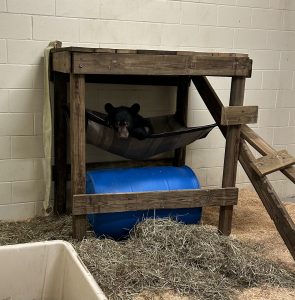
[251,150,295,177]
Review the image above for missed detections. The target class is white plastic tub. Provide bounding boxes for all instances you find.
[0,240,108,300]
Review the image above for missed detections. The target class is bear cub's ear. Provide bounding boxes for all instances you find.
[105,103,114,113]
[130,103,140,114]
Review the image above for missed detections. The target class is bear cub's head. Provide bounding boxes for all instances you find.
[105,103,153,140]
[105,103,140,139]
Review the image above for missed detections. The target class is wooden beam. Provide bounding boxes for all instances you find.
[219,77,246,236]
[221,106,258,125]
[251,150,295,177]
[70,74,87,240]
[239,141,295,261]
[241,125,295,184]
[72,187,238,215]
[72,52,252,77]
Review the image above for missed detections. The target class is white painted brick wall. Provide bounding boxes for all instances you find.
[0,0,295,220]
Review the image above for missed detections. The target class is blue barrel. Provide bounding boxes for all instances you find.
[86,166,202,239]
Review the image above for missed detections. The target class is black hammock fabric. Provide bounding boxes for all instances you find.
[85,109,216,160]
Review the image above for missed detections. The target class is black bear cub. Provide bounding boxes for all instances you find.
[105,103,153,140]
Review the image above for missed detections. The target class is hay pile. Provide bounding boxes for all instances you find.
[0,211,295,300]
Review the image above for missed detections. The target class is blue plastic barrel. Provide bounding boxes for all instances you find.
[86,166,202,239]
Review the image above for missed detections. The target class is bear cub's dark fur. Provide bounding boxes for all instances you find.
[105,103,153,140]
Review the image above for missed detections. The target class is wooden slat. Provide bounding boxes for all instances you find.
[239,141,295,261]
[72,187,238,215]
[51,47,249,58]
[251,150,295,177]
[70,74,87,240]
[221,106,258,125]
[174,76,190,166]
[72,53,252,77]
[52,51,71,73]
[51,47,116,53]
[241,125,295,184]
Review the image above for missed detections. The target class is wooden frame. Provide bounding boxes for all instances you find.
[191,76,295,260]
[51,47,253,240]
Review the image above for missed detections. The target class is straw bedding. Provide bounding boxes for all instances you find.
[0,189,294,300]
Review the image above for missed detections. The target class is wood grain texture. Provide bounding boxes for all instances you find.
[239,141,295,261]
[51,47,249,57]
[53,72,68,214]
[251,150,295,177]
[174,76,190,166]
[241,125,295,184]
[72,52,252,77]
[70,74,87,239]
[72,188,238,215]
[219,77,246,236]
[52,51,71,73]
[221,106,258,125]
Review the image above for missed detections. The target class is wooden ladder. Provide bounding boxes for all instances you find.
[192,76,295,261]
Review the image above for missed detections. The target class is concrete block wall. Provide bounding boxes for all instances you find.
[0,0,294,220]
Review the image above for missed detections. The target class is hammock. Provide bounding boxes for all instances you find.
[85,109,216,160]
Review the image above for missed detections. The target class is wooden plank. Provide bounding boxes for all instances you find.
[70,74,87,240]
[241,125,295,184]
[251,150,295,177]
[174,76,190,166]
[72,187,238,215]
[239,141,295,261]
[51,47,249,58]
[221,106,258,125]
[219,77,246,236]
[52,51,71,73]
[51,47,116,53]
[53,72,68,214]
[72,53,252,77]
[177,51,249,58]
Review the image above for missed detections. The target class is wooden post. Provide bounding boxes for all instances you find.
[174,76,190,166]
[70,74,87,240]
[54,72,68,214]
[219,77,246,235]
